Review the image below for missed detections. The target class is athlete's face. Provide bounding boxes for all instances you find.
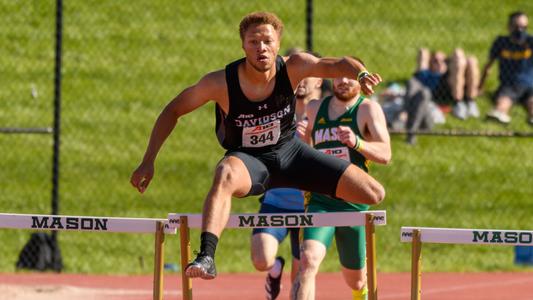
[242,24,280,72]
[333,77,360,101]
[296,77,322,98]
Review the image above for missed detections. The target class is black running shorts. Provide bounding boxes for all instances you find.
[225,137,351,197]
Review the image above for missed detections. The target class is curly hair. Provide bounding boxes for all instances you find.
[239,12,284,41]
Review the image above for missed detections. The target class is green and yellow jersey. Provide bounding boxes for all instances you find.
[307,95,370,212]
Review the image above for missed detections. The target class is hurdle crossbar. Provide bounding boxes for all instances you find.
[168,211,386,229]
[401,226,533,300]
[171,211,386,300]
[0,213,176,300]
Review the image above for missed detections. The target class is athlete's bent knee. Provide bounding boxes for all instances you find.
[371,182,386,205]
[251,255,272,272]
[212,157,247,195]
[300,249,322,275]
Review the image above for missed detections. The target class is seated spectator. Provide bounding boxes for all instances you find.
[480,11,533,125]
[404,48,479,144]
[379,82,407,130]
[379,81,445,133]
[414,48,480,119]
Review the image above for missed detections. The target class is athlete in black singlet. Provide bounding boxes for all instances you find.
[131,11,384,280]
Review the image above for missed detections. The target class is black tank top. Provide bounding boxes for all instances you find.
[216,55,296,151]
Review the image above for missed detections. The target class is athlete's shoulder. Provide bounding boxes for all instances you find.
[191,69,228,106]
[307,97,323,114]
[358,97,381,111]
[357,97,386,123]
[198,69,226,89]
[357,97,383,116]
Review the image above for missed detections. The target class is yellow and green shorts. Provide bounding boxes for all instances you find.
[303,201,366,270]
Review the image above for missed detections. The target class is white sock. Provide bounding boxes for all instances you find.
[268,258,283,278]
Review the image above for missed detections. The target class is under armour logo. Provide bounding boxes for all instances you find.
[258,104,268,110]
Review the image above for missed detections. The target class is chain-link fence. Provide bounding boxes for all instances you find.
[1,1,532,274]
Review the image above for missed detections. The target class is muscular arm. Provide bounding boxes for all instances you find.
[130,70,226,193]
[286,53,381,95]
[141,71,225,163]
[355,100,391,165]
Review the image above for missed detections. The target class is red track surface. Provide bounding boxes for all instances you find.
[1,272,532,299]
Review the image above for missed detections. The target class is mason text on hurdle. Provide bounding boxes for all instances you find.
[31,216,109,230]
[238,214,314,227]
[472,230,532,244]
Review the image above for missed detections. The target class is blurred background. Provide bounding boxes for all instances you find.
[1,0,532,275]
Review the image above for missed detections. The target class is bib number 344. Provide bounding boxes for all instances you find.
[242,120,281,147]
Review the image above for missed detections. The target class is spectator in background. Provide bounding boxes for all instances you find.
[250,73,323,300]
[379,82,407,130]
[404,48,479,144]
[414,48,480,119]
[480,11,533,125]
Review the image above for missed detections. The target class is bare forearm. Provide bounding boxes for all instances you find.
[357,141,391,165]
[316,56,366,79]
[334,56,366,79]
[142,105,179,163]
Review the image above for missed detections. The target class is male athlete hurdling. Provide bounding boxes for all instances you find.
[130,11,385,280]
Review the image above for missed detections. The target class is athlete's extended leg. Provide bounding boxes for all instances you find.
[342,267,367,300]
[251,233,280,271]
[335,164,385,205]
[252,232,286,300]
[186,156,252,279]
[293,239,327,300]
[335,225,368,300]
[202,155,252,234]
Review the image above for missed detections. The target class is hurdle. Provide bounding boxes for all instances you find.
[0,213,176,300]
[168,211,387,300]
[400,226,533,300]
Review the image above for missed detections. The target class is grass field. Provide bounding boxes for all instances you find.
[1,0,532,274]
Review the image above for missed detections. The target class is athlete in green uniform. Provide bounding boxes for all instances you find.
[293,75,391,300]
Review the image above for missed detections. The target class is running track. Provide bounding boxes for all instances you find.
[1,272,532,299]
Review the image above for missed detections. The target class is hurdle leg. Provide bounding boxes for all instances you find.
[365,214,378,300]
[180,216,192,300]
[411,229,422,300]
[153,221,165,300]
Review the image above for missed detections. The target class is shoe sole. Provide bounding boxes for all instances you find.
[486,115,510,124]
[185,264,216,280]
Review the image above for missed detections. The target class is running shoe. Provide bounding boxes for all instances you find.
[265,256,285,300]
[185,253,217,279]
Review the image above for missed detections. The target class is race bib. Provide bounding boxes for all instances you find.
[319,147,350,162]
[242,120,281,147]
